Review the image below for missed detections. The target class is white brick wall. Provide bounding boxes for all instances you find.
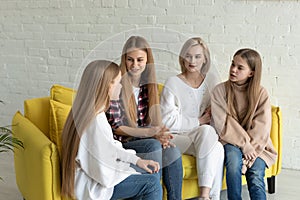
[1,0,300,170]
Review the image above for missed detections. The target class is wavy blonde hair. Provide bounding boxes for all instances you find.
[120,36,161,127]
[61,60,120,198]
[225,48,262,130]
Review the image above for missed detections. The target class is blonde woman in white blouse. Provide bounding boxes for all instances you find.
[160,37,224,200]
[61,60,162,200]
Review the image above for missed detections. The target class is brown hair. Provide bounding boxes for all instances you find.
[179,37,211,75]
[225,48,262,130]
[61,60,120,198]
[119,36,161,127]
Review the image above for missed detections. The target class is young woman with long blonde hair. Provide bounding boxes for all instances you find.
[61,60,162,200]
[160,37,224,200]
[211,49,277,200]
[106,36,183,200]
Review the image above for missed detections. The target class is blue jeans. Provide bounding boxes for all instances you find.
[224,144,266,200]
[111,173,162,200]
[123,138,183,200]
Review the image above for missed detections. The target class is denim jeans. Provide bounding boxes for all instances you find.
[111,173,162,200]
[123,138,183,200]
[224,144,266,200]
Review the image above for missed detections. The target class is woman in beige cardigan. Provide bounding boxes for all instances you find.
[211,48,277,200]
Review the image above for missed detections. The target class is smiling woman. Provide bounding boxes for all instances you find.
[105,35,184,200]
[125,49,147,86]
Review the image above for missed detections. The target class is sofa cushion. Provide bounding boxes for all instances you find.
[24,97,50,138]
[50,84,76,106]
[49,99,71,159]
[182,154,198,179]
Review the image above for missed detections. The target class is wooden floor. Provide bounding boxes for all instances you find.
[0,152,299,200]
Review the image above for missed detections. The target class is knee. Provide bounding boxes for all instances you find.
[215,142,225,161]
[246,158,266,179]
[200,124,216,134]
[167,146,181,158]
[170,147,182,163]
[145,138,162,152]
[163,147,182,168]
[224,145,242,173]
[215,142,224,154]
[225,144,242,160]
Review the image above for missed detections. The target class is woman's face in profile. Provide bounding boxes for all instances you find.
[108,72,122,100]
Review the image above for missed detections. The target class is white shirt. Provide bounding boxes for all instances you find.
[132,86,140,104]
[75,112,139,200]
[160,75,212,133]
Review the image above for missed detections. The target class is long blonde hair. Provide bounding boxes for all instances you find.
[179,37,211,75]
[61,60,120,198]
[120,36,161,127]
[225,48,262,130]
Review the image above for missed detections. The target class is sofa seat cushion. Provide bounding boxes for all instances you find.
[182,154,198,179]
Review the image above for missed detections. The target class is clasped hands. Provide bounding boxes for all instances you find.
[148,126,175,149]
[135,126,174,174]
[242,149,258,174]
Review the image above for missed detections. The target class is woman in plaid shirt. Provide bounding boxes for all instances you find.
[106,36,183,200]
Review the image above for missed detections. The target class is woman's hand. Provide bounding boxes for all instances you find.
[243,150,257,161]
[152,126,176,148]
[136,158,160,174]
[199,106,211,125]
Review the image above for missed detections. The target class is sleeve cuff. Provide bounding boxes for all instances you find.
[241,142,255,155]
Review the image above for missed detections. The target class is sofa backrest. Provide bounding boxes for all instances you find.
[50,84,76,106]
[24,96,50,138]
[23,84,76,157]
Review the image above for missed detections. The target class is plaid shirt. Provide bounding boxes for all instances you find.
[106,85,149,142]
[136,84,149,127]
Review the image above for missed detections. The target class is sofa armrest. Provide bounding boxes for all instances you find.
[267,106,282,176]
[12,111,62,200]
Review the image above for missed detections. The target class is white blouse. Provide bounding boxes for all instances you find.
[132,86,140,104]
[75,112,139,200]
[160,75,212,133]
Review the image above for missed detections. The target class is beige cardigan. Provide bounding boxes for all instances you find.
[211,82,277,168]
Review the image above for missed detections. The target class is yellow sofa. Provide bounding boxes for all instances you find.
[12,84,282,200]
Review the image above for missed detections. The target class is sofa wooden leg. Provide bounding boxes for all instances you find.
[267,176,275,194]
